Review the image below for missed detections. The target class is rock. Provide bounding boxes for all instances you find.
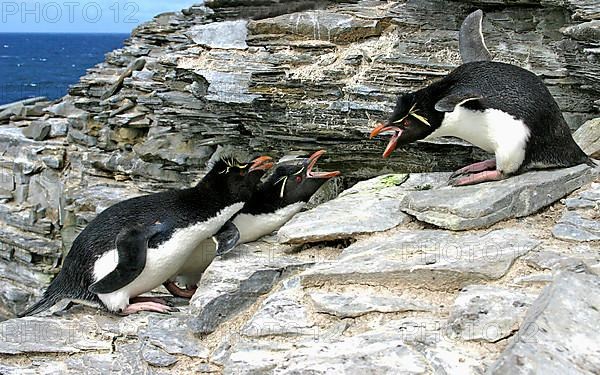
[248,10,386,43]
[187,20,249,49]
[0,103,26,123]
[490,271,600,374]
[101,58,146,100]
[0,316,112,354]
[141,344,179,367]
[188,242,313,334]
[278,173,451,244]
[553,211,600,241]
[401,165,596,230]
[44,97,87,118]
[573,118,600,158]
[308,290,434,318]
[447,285,535,343]
[139,315,209,358]
[553,182,600,242]
[22,121,51,141]
[562,20,600,43]
[224,333,430,375]
[242,278,316,338]
[301,228,539,290]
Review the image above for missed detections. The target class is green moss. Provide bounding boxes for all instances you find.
[380,174,408,187]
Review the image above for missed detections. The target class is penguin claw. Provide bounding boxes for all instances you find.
[450,170,504,186]
[450,159,497,179]
[119,301,178,315]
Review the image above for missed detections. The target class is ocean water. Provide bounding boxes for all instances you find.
[0,33,129,105]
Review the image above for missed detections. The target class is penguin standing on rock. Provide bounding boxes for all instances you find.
[164,150,341,298]
[19,152,274,316]
[370,10,595,186]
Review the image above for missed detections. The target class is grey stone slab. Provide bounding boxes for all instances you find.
[401,165,596,230]
[141,343,179,367]
[187,20,249,49]
[0,316,112,354]
[302,228,539,290]
[140,316,209,358]
[224,334,430,375]
[188,242,313,335]
[447,285,536,343]
[573,118,600,159]
[309,290,434,318]
[278,173,453,244]
[553,182,600,242]
[490,272,600,374]
[22,121,51,141]
[242,278,316,338]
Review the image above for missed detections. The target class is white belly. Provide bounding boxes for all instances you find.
[425,107,530,174]
[92,202,244,312]
[233,202,305,243]
[172,202,307,286]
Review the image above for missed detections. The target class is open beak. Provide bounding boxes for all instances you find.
[370,123,403,158]
[249,155,274,172]
[305,150,341,179]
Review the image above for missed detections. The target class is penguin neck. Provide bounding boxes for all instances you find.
[191,175,242,207]
[241,182,290,215]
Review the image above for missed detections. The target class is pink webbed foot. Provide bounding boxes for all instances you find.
[130,296,173,306]
[451,170,504,186]
[119,301,179,316]
[163,281,197,299]
[450,159,497,179]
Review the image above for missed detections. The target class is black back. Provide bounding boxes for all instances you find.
[388,61,591,171]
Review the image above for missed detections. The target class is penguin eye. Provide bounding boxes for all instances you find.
[239,170,245,176]
[295,176,302,183]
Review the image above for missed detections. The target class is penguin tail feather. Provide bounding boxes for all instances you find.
[585,157,598,168]
[18,273,70,317]
[17,293,62,317]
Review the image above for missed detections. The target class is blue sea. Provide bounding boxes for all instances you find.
[0,33,129,105]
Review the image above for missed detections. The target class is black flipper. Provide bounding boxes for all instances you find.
[89,222,165,294]
[459,10,492,63]
[214,220,241,256]
[435,91,484,112]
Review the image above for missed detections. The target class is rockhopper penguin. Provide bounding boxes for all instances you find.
[164,150,341,298]
[370,12,593,186]
[19,153,274,316]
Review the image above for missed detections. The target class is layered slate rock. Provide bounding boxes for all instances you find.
[490,271,600,374]
[447,285,535,343]
[553,182,600,241]
[0,316,112,354]
[223,333,431,375]
[301,228,540,290]
[188,242,313,335]
[278,173,450,243]
[309,290,434,318]
[241,278,316,338]
[573,118,600,158]
[401,164,597,230]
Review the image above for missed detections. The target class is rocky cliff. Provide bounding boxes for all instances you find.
[0,0,599,373]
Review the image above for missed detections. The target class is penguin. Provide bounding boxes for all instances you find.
[19,153,274,316]
[370,12,594,186]
[163,150,341,298]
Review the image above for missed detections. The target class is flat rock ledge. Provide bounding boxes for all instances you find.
[552,182,600,241]
[279,165,598,244]
[301,228,540,290]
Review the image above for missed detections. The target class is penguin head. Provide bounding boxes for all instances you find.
[370,92,441,158]
[207,155,274,201]
[269,150,341,205]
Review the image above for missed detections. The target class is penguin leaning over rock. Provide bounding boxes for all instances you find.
[19,152,274,316]
[163,150,341,298]
[370,10,595,186]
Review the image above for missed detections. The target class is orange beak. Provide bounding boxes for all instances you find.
[249,155,274,172]
[369,123,403,158]
[306,150,341,178]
